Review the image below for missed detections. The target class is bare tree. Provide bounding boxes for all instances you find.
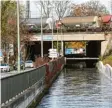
[35,0,51,18]
[35,0,71,19]
[86,0,109,15]
[54,0,71,20]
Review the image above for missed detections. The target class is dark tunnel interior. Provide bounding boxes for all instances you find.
[27,41,51,61]
[27,40,101,68]
[65,41,101,68]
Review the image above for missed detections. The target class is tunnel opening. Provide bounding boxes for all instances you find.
[26,40,101,68]
[86,41,101,57]
[26,41,52,61]
[64,41,101,68]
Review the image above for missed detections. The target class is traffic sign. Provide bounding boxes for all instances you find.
[48,48,58,58]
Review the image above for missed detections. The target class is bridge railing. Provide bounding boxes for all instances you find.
[1,57,65,105]
[1,65,46,104]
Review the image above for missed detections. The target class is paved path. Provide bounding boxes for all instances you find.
[1,68,35,79]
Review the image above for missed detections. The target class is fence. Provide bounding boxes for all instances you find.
[1,66,46,104]
[1,57,65,106]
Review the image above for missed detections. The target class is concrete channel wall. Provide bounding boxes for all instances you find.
[101,33,112,56]
[1,57,65,108]
[97,61,112,81]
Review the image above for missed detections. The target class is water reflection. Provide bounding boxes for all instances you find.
[37,68,112,108]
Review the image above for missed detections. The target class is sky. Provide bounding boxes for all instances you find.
[21,0,111,18]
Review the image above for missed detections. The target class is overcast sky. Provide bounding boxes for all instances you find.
[22,0,111,18]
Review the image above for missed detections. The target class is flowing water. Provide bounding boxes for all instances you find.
[37,68,112,108]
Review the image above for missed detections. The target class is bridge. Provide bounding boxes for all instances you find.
[26,32,111,68]
[29,33,106,41]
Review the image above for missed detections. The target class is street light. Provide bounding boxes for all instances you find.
[17,0,20,72]
[41,4,43,58]
[61,23,63,56]
[56,21,61,54]
[51,7,54,49]
[56,23,59,52]
[47,5,54,49]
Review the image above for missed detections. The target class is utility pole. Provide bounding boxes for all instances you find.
[26,1,30,18]
[41,4,43,58]
[0,0,1,52]
[61,25,63,56]
[52,7,54,49]
[108,0,112,14]
[17,0,20,72]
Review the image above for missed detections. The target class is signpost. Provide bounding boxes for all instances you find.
[48,48,58,58]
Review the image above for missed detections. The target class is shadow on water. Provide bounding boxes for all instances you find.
[37,65,112,108]
[66,60,98,68]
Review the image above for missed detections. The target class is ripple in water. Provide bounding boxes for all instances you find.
[37,68,112,108]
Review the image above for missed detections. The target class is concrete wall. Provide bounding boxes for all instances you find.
[101,33,112,56]
[97,61,112,81]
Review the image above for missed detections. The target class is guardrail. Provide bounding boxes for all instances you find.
[1,65,46,104]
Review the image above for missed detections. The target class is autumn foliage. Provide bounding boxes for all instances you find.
[65,42,86,49]
[71,0,108,16]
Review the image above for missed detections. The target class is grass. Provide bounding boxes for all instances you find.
[102,55,112,66]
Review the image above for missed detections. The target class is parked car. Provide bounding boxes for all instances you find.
[13,61,25,70]
[0,63,10,72]
[25,60,34,68]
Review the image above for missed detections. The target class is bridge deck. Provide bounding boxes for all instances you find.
[66,57,99,60]
[29,33,106,41]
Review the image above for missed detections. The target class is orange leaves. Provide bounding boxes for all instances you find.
[65,42,86,49]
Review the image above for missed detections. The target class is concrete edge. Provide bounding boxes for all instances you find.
[27,65,64,108]
[96,61,112,81]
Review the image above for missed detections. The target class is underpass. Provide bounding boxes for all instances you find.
[24,33,112,107]
[28,33,106,67]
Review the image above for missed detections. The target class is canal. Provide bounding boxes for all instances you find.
[37,67,112,108]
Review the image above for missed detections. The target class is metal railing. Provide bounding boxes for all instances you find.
[1,57,65,105]
[1,65,46,104]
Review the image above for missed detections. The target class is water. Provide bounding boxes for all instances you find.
[37,68,112,108]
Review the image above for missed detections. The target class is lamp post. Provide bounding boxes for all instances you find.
[17,0,20,72]
[61,24,63,56]
[51,7,54,49]
[56,21,61,54]
[47,5,54,49]
[41,4,43,58]
[57,25,59,52]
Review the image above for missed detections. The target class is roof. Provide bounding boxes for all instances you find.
[25,18,48,27]
[101,15,112,23]
[61,16,98,25]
